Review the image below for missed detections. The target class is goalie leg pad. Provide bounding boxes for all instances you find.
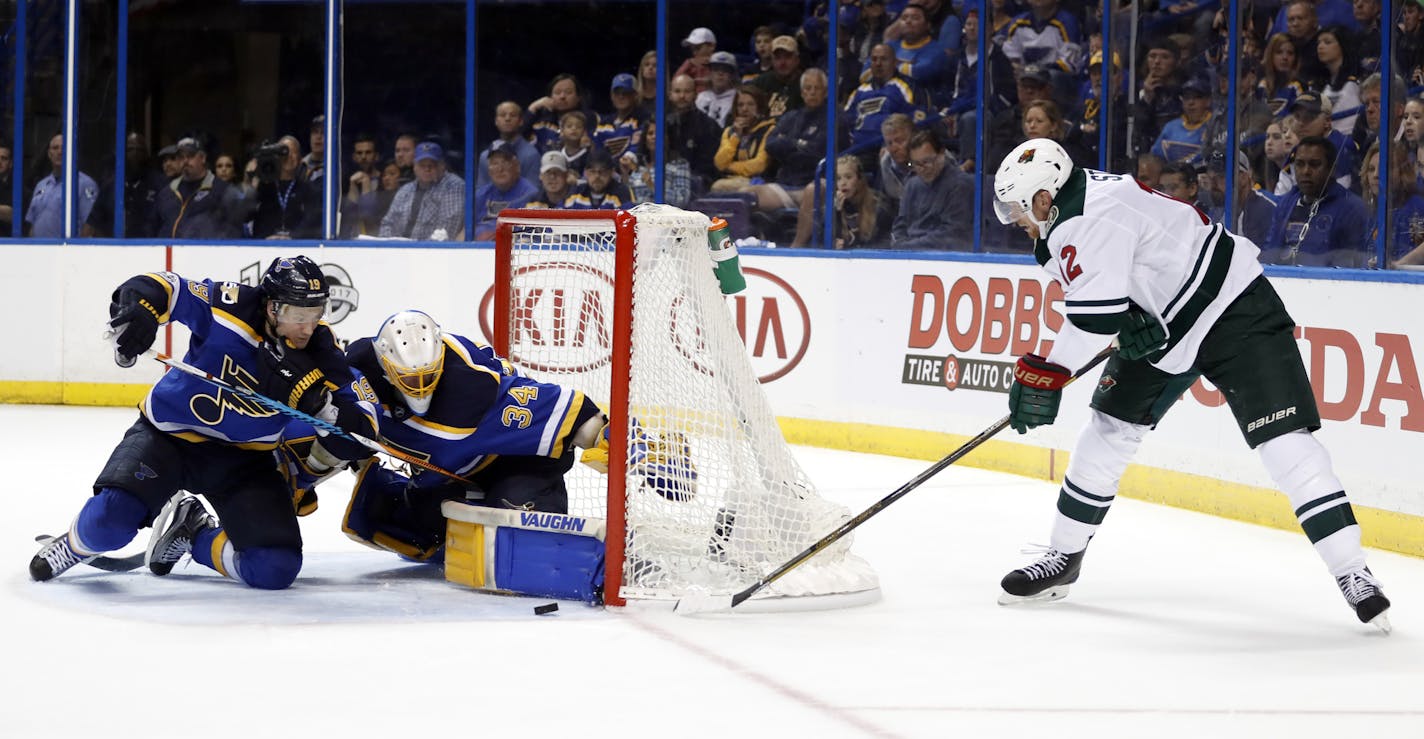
[342,463,451,561]
[75,487,149,553]
[442,502,606,603]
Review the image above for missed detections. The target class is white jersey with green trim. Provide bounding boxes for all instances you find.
[1037,167,1264,375]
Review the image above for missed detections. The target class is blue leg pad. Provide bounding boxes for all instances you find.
[75,488,148,552]
[495,528,605,603]
[235,546,303,590]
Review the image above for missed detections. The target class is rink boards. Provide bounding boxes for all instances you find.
[2,242,1419,557]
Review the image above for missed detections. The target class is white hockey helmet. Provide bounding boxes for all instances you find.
[374,310,445,415]
[993,138,1073,232]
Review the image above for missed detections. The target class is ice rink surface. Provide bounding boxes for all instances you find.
[3,405,1421,738]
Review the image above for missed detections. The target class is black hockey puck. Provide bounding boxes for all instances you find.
[534,602,559,615]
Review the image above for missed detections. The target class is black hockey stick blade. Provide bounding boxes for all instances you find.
[33,535,147,573]
[675,347,1114,615]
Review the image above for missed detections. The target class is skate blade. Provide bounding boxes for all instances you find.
[997,584,1071,606]
[1369,612,1392,635]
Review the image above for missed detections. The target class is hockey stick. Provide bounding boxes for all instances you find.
[674,347,1115,615]
[33,535,146,572]
[130,346,478,486]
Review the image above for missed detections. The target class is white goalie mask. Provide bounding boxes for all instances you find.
[993,138,1073,236]
[374,310,445,416]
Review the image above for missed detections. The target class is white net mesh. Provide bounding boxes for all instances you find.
[498,204,877,604]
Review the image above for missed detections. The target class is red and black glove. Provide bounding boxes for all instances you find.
[1008,354,1072,434]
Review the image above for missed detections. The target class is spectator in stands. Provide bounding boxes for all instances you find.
[1283,92,1357,192]
[757,68,846,245]
[846,44,921,162]
[1401,97,1424,182]
[477,102,541,191]
[1313,26,1362,134]
[1158,162,1212,216]
[1352,73,1404,158]
[1023,99,1092,166]
[1135,152,1168,190]
[620,119,658,203]
[528,151,573,209]
[1077,49,1128,168]
[1263,135,1370,266]
[1396,2,1424,91]
[381,141,466,240]
[808,154,895,249]
[1235,152,1279,245]
[27,133,98,238]
[884,2,952,106]
[341,160,402,237]
[597,74,648,164]
[393,133,418,180]
[565,148,634,209]
[527,74,588,152]
[665,73,723,202]
[158,144,182,181]
[556,111,591,177]
[987,64,1055,175]
[471,143,537,239]
[300,115,325,184]
[1361,141,1424,266]
[745,25,778,82]
[213,155,240,187]
[0,145,11,233]
[844,0,891,70]
[1263,119,1291,191]
[1271,0,1358,39]
[343,133,380,208]
[944,9,1016,172]
[891,129,974,250]
[1151,77,1218,166]
[1002,0,1084,74]
[711,86,776,193]
[752,35,806,119]
[251,135,319,239]
[676,27,718,94]
[1353,0,1383,74]
[1133,37,1185,155]
[151,136,242,240]
[122,133,167,238]
[878,112,915,207]
[636,51,660,110]
[696,51,740,127]
[1280,0,1325,80]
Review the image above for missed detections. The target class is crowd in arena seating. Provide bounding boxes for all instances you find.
[6,0,1424,267]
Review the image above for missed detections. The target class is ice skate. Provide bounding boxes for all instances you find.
[146,493,216,576]
[29,532,98,581]
[998,547,1085,605]
[1336,568,1391,634]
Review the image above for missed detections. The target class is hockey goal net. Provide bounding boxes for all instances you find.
[493,204,878,608]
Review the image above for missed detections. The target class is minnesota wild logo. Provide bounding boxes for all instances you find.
[1018,149,1036,163]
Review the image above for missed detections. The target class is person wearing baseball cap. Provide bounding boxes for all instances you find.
[527,150,572,209]
[696,51,740,126]
[749,35,805,117]
[595,73,648,162]
[1149,76,1217,166]
[477,100,542,191]
[676,27,718,94]
[380,140,474,240]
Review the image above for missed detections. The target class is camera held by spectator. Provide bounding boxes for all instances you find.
[255,140,290,185]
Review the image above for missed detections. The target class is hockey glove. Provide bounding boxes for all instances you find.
[1008,354,1072,434]
[1116,308,1168,361]
[256,339,334,417]
[108,287,161,365]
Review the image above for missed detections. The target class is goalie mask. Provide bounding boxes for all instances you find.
[374,310,445,415]
[993,138,1073,236]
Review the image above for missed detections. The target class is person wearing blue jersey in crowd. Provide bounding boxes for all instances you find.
[1151,77,1220,166]
[30,256,380,589]
[1262,135,1371,267]
[595,73,648,163]
[337,311,655,563]
[564,148,635,209]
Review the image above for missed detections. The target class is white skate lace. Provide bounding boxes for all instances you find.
[1017,544,1068,581]
[41,537,90,572]
[1337,571,1379,605]
[155,536,193,564]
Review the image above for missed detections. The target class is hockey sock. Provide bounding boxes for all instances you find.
[191,527,240,579]
[73,487,149,553]
[1050,411,1149,554]
[1257,429,1365,576]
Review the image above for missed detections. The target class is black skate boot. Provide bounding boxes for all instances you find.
[146,493,215,576]
[1336,568,1391,633]
[998,548,1085,605]
[30,532,97,581]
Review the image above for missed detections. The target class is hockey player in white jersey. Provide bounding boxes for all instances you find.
[991,138,1391,632]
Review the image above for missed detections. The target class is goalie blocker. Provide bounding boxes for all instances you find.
[442,501,606,603]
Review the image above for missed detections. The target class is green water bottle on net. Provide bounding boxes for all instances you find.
[707,217,746,295]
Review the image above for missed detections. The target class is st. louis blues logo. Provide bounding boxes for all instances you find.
[134,463,159,481]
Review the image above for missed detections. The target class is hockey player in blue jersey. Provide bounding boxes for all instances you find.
[335,310,611,561]
[30,256,379,589]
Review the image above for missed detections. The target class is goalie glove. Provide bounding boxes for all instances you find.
[1008,354,1072,434]
[1116,307,1168,361]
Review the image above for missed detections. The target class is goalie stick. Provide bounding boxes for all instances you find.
[674,347,1115,615]
[128,346,479,487]
[33,535,145,572]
